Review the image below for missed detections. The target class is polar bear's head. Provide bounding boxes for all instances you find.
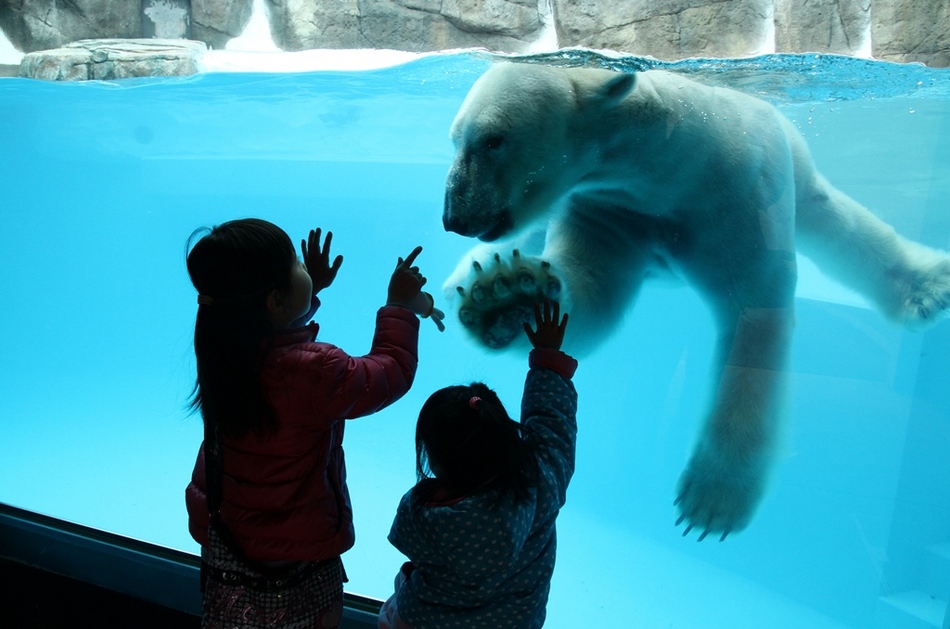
[443,62,636,242]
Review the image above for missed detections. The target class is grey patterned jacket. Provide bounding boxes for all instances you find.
[387,347,578,628]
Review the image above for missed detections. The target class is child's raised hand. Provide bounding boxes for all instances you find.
[387,246,445,332]
[523,299,569,351]
[388,246,425,305]
[302,228,343,295]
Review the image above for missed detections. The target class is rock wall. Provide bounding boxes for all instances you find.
[0,0,253,53]
[17,38,206,80]
[0,0,142,51]
[774,0,870,56]
[193,0,253,50]
[265,0,544,53]
[551,0,775,59]
[872,0,950,67]
[1,0,947,67]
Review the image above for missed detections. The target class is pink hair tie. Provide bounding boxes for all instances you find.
[469,396,481,409]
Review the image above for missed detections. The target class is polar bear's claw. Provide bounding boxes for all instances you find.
[892,254,950,327]
[903,283,950,326]
[910,276,950,324]
[454,250,565,349]
[674,444,765,541]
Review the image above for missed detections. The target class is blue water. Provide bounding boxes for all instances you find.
[1,50,949,627]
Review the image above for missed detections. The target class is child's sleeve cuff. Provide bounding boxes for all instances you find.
[529,347,578,379]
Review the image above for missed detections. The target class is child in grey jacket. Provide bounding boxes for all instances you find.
[379,300,578,628]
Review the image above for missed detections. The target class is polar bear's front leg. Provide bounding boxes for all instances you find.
[675,367,780,540]
[446,248,567,350]
[675,303,795,541]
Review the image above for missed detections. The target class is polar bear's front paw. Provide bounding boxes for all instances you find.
[452,250,564,349]
[674,444,766,542]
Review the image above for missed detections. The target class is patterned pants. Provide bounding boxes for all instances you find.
[201,528,345,629]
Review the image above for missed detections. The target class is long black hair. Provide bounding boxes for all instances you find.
[414,382,539,507]
[186,218,296,439]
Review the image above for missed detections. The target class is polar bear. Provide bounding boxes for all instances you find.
[442,61,950,541]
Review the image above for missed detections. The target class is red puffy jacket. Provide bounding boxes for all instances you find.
[186,305,419,562]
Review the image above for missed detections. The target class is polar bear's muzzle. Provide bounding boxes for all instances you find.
[477,211,513,241]
[444,156,514,240]
[443,200,512,242]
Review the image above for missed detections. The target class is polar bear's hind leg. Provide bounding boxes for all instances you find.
[794,171,950,329]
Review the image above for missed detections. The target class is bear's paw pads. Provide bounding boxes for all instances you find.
[674,447,766,541]
[454,250,562,349]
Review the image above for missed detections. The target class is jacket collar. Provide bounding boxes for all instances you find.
[269,321,319,348]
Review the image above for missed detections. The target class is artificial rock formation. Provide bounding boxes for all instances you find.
[774,0,871,55]
[0,0,252,53]
[871,0,950,67]
[551,0,774,59]
[0,0,141,51]
[264,0,544,53]
[193,0,254,50]
[17,38,207,80]
[2,0,948,69]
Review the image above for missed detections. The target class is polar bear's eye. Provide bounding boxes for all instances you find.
[484,134,504,151]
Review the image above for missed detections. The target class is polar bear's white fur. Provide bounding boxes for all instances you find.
[442,62,950,540]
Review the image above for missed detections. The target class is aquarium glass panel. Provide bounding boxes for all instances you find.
[1,51,948,628]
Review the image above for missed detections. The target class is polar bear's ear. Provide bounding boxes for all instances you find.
[596,72,636,106]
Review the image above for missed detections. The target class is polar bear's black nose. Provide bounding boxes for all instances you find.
[444,212,479,237]
[443,210,466,235]
[443,189,469,235]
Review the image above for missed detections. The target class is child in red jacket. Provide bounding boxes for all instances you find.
[184,218,442,629]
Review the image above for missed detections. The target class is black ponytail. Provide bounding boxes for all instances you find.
[186,218,296,439]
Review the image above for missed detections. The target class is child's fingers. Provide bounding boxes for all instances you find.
[310,228,321,254]
[303,228,327,260]
[539,299,554,326]
[523,319,539,343]
[400,246,423,268]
